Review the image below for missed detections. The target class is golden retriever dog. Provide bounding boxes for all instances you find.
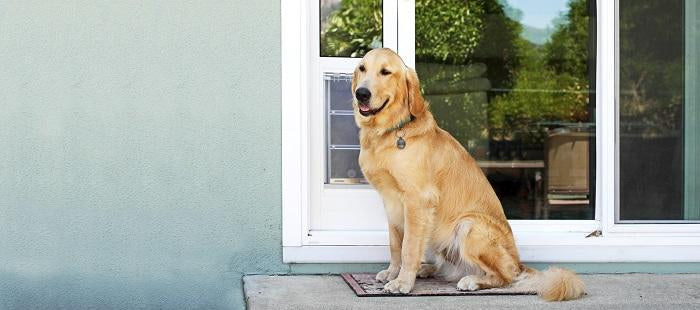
[352,48,585,301]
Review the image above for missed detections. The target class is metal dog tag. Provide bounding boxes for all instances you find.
[396,137,406,149]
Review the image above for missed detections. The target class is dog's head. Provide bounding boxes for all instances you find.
[352,48,426,129]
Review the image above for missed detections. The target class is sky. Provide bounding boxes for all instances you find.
[506,0,571,29]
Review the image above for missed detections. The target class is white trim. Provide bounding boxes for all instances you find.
[286,231,700,263]
[281,0,306,247]
[397,0,415,67]
[383,0,398,51]
[309,1,323,237]
[599,0,616,234]
[510,220,598,233]
[304,220,599,246]
[284,237,700,263]
[319,57,360,72]
[606,223,700,234]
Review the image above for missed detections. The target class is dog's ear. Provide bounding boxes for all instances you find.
[351,65,359,97]
[405,67,426,116]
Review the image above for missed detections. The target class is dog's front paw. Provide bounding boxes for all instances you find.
[383,278,414,294]
[375,267,400,283]
[456,275,480,291]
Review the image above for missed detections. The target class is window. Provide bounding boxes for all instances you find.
[321,1,597,220]
[320,0,383,57]
[618,0,700,222]
[282,0,700,263]
[414,1,596,220]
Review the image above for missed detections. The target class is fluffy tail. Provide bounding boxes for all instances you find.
[513,265,586,301]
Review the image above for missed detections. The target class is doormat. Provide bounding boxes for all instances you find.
[341,273,537,297]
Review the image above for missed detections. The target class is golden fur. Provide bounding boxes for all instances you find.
[352,48,585,301]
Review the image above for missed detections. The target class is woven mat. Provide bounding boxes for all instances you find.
[341,273,536,297]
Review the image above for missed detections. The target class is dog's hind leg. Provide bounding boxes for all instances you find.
[417,263,437,278]
[416,249,438,278]
[456,225,520,291]
[456,248,519,290]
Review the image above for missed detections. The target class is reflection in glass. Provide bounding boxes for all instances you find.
[416,0,596,220]
[320,0,383,57]
[619,0,700,221]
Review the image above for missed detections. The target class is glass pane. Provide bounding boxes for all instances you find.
[415,0,596,219]
[324,73,365,184]
[328,149,366,184]
[320,0,383,57]
[619,0,700,222]
[330,115,360,146]
[328,74,355,110]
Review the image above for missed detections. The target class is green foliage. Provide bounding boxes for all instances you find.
[470,0,523,90]
[618,0,684,137]
[419,62,491,157]
[415,0,484,64]
[489,0,592,143]
[415,0,523,89]
[321,0,596,147]
[320,0,383,57]
[489,66,589,144]
[431,91,490,153]
[414,0,524,157]
[544,0,591,79]
[321,0,522,88]
[321,0,489,62]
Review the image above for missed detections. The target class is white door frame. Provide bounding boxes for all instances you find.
[282,0,700,263]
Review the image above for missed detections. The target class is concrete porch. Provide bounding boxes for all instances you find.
[244,274,700,309]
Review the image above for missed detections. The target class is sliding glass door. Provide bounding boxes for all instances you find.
[618,0,700,222]
[302,0,700,248]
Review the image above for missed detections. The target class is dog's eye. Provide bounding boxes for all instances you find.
[358,65,365,72]
[380,68,391,76]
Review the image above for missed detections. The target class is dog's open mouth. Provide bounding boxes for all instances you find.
[358,98,389,117]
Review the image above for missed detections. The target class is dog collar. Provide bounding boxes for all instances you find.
[386,114,414,150]
[386,115,415,133]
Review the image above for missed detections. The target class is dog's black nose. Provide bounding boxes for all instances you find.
[355,87,371,103]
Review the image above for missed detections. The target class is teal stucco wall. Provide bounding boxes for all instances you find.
[0,1,290,308]
[2,1,700,309]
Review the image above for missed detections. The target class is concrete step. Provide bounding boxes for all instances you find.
[244,273,700,309]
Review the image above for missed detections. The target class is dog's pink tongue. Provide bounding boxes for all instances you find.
[359,105,370,112]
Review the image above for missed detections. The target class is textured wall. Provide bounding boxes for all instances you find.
[0,1,288,308]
